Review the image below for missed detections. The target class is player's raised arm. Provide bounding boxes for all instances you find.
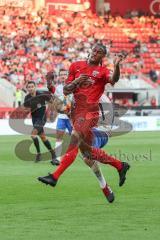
[111,52,128,84]
[46,71,56,94]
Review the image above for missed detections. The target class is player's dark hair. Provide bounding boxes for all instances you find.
[93,43,107,55]
[88,43,107,66]
[59,68,66,72]
[26,81,36,87]
[59,68,67,75]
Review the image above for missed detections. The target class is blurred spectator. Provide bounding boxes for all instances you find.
[0,6,159,89]
[133,41,141,56]
[150,96,157,107]
[140,44,148,53]
[13,88,23,107]
[149,36,158,43]
[149,69,158,82]
[142,99,150,106]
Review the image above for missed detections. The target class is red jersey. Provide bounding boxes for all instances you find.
[66,61,112,109]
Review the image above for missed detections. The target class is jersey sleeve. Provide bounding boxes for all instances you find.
[65,62,75,84]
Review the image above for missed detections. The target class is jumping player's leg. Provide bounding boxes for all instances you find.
[38,113,129,187]
[84,158,106,188]
[50,114,99,180]
[80,140,122,170]
[38,111,99,186]
[83,157,114,202]
[82,129,114,202]
[57,119,113,200]
[52,130,80,180]
[52,118,114,201]
[38,129,80,186]
[79,136,130,187]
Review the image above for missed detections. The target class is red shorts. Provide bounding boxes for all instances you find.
[71,107,99,145]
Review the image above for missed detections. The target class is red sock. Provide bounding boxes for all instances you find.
[102,184,112,197]
[52,147,78,180]
[91,147,122,171]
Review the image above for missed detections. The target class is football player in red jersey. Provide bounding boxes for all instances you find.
[38,44,130,194]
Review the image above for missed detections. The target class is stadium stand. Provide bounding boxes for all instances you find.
[0,6,160,108]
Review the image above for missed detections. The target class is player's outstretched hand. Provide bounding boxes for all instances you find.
[113,51,128,66]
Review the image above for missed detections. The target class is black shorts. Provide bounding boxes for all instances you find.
[32,117,46,135]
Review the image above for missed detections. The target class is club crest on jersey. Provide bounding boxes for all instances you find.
[37,103,42,109]
[92,71,99,77]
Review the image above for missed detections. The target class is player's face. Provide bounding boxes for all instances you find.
[59,70,67,83]
[27,83,36,95]
[89,46,105,64]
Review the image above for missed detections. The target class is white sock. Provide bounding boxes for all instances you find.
[55,140,62,161]
[91,161,106,189]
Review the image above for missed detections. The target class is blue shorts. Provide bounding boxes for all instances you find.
[92,128,109,148]
[56,118,72,134]
[56,118,108,148]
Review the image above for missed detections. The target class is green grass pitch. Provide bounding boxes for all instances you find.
[0,132,160,240]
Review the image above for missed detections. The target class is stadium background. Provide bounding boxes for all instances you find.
[0,1,160,240]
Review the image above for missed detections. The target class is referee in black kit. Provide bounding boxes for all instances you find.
[24,79,59,165]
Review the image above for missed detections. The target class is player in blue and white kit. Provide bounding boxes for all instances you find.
[52,69,73,163]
